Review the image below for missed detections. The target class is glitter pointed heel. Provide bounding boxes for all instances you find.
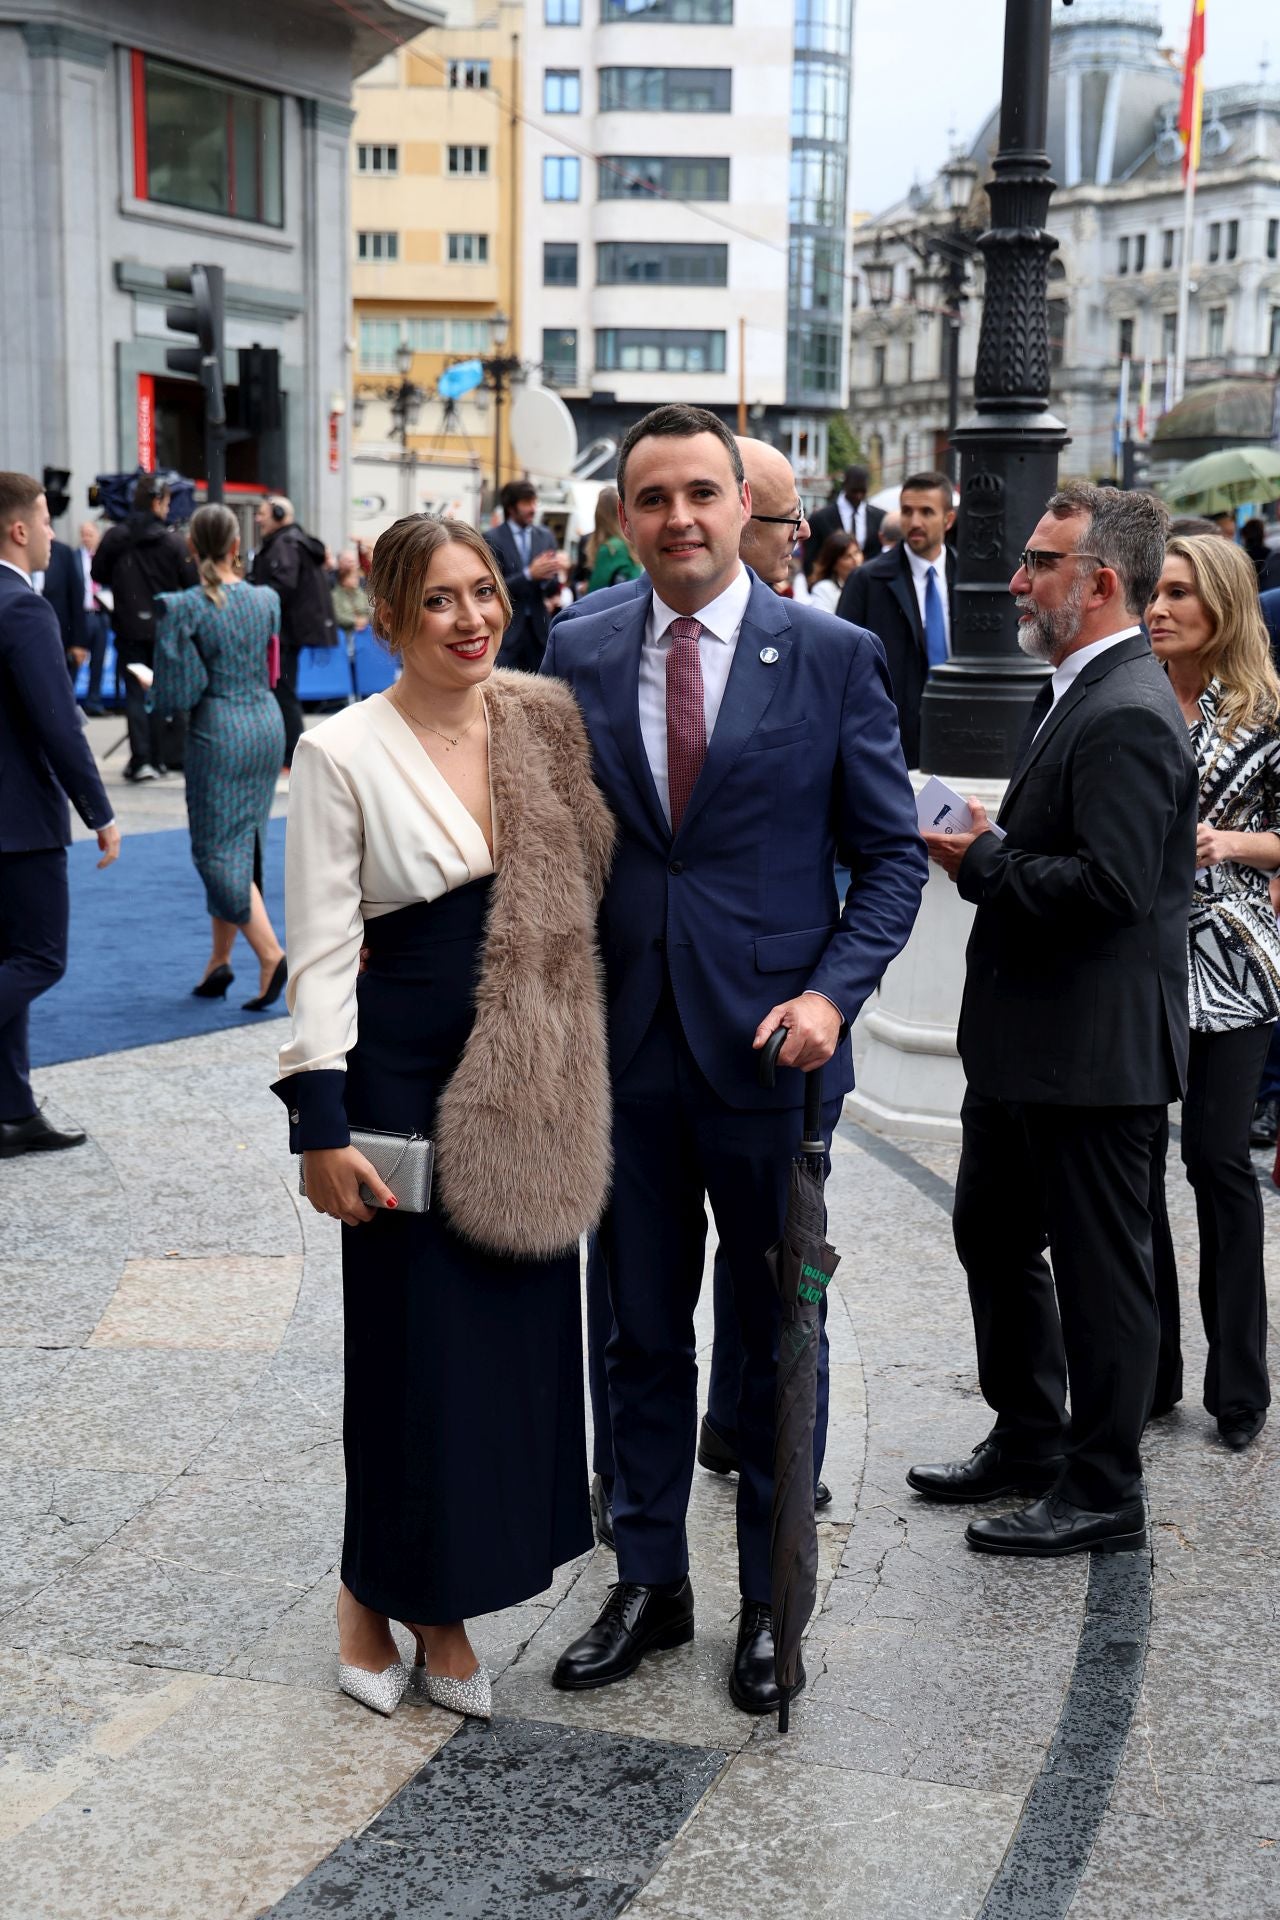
[403,1626,493,1720]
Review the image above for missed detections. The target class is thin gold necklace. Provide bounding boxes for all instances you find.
[392,686,484,752]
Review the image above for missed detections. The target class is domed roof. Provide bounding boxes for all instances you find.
[1153,379,1277,458]
[967,0,1180,190]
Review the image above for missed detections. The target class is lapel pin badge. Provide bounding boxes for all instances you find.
[759,646,780,665]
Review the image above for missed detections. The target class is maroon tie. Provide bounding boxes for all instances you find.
[666,615,707,832]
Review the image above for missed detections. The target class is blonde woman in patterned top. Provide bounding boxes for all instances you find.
[1146,533,1280,1451]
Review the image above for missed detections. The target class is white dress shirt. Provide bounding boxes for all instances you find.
[905,544,951,658]
[80,547,96,611]
[1033,626,1139,737]
[277,693,494,1083]
[835,494,866,547]
[638,563,752,826]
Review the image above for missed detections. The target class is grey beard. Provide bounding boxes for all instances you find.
[1016,578,1087,663]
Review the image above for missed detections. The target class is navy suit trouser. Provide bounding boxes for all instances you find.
[0,848,68,1120]
[598,986,839,1602]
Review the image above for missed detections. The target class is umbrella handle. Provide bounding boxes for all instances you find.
[757,1026,788,1088]
[758,1028,826,1159]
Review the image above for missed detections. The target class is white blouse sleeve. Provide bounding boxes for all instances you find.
[277,731,366,1081]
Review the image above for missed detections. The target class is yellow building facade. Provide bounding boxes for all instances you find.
[350,2,521,499]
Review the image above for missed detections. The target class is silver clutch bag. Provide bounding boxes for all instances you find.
[298,1128,434,1213]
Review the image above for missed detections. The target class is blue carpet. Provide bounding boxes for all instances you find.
[30,828,288,1067]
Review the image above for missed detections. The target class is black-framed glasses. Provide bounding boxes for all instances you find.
[751,510,806,533]
[1018,548,1104,574]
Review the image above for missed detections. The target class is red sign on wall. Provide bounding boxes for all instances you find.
[328,410,341,474]
[137,374,155,470]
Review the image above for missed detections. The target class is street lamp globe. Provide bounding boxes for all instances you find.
[943,152,979,218]
[491,308,510,350]
[865,254,894,310]
[395,337,414,378]
[351,390,366,431]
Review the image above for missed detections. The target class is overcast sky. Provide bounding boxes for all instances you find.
[850,0,1271,216]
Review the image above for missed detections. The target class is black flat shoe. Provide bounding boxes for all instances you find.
[814,1480,832,1511]
[551,1579,694,1691]
[1218,1409,1266,1451]
[729,1601,805,1715]
[0,1110,87,1159]
[192,964,233,999]
[907,1436,1063,1504]
[591,1473,614,1551]
[965,1493,1148,1558]
[1249,1098,1279,1149]
[697,1414,739,1476]
[243,956,287,1012]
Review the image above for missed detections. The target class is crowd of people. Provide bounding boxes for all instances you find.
[1,411,1277,1726]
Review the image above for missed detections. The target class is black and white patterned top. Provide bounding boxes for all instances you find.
[1187,678,1280,1032]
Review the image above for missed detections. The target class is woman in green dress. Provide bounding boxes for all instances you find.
[153,505,288,1010]
[585,485,641,593]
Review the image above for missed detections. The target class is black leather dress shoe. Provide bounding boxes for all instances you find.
[1249,1097,1279,1149]
[907,1437,1063,1504]
[814,1480,832,1510]
[590,1473,614,1550]
[1218,1409,1266,1451]
[966,1493,1147,1558]
[552,1579,694,1691]
[729,1601,805,1715]
[0,1110,87,1159]
[697,1415,738,1475]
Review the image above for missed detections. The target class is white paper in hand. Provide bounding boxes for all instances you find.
[916,775,1006,841]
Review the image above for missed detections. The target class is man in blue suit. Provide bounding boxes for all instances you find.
[544,406,926,1713]
[0,473,119,1156]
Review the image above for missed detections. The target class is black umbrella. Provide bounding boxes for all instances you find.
[758,1028,840,1732]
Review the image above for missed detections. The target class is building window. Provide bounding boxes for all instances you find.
[1118,317,1135,361]
[1117,237,1129,275]
[1226,219,1239,261]
[1162,311,1177,362]
[794,0,854,55]
[449,319,491,353]
[406,317,447,352]
[1270,307,1280,358]
[597,241,727,286]
[1162,228,1177,269]
[602,0,732,17]
[1207,305,1226,357]
[131,52,283,227]
[545,0,580,21]
[447,232,489,264]
[356,231,399,261]
[359,319,402,371]
[1269,220,1279,261]
[789,147,846,226]
[596,328,726,374]
[791,59,848,145]
[356,144,399,174]
[872,343,887,387]
[1208,221,1221,263]
[544,241,579,285]
[1133,234,1146,273]
[790,234,842,314]
[542,328,578,386]
[599,68,731,113]
[448,60,490,88]
[600,154,729,200]
[545,69,581,112]
[904,339,915,384]
[447,145,489,176]
[543,155,581,200]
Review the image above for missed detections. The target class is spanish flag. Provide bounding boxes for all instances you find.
[1177,0,1206,182]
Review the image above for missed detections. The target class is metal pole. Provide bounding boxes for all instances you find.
[945,259,962,485]
[493,374,503,500]
[1173,158,1196,404]
[737,316,747,435]
[918,0,1067,778]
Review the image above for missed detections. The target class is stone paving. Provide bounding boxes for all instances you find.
[0,737,1275,1915]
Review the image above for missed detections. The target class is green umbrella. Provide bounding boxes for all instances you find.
[1162,446,1280,514]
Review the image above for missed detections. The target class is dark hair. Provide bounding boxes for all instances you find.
[368,514,511,654]
[0,470,44,541]
[810,530,860,585]
[901,470,954,510]
[132,471,170,512]
[842,466,869,491]
[616,404,743,503]
[500,480,537,516]
[1168,515,1221,538]
[1046,482,1169,616]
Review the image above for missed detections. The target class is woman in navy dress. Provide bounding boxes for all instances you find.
[272,516,613,1720]
[153,505,287,1010]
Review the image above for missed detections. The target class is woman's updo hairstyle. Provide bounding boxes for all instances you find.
[369,514,512,655]
[189,504,240,608]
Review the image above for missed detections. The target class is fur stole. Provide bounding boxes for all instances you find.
[434,670,616,1258]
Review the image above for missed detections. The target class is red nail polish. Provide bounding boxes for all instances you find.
[385,1196,398,1210]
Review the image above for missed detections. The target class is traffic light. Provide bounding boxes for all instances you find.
[42,466,71,519]
[165,263,226,501]
[238,345,282,435]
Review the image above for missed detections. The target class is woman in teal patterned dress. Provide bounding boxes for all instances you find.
[153,505,288,1010]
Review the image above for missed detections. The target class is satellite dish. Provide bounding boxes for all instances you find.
[438,359,483,401]
[510,385,578,480]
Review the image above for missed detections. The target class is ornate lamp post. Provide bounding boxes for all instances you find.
[482,309,523,500]
[351,334,425,446]
[918,0,1069,777]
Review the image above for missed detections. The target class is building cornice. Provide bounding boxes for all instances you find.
[115,261,305,322]
[21,21,109,64]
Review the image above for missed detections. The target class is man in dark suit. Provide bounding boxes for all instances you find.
[93,473,197,781]
[835,470,956,769]
[908,484,1197,1558]
[0,473,119,1157]
[543,406,926,1710]
[804,464,884,571]
[486,480,561,672]
[37,535,87,677]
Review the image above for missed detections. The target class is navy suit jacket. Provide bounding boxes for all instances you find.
[487,520,558,672]
[541,570,927,1110]
[551,573,650,632]
[40,539,87,666]
[1260,587,1280,673]
[0,566,112,852]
